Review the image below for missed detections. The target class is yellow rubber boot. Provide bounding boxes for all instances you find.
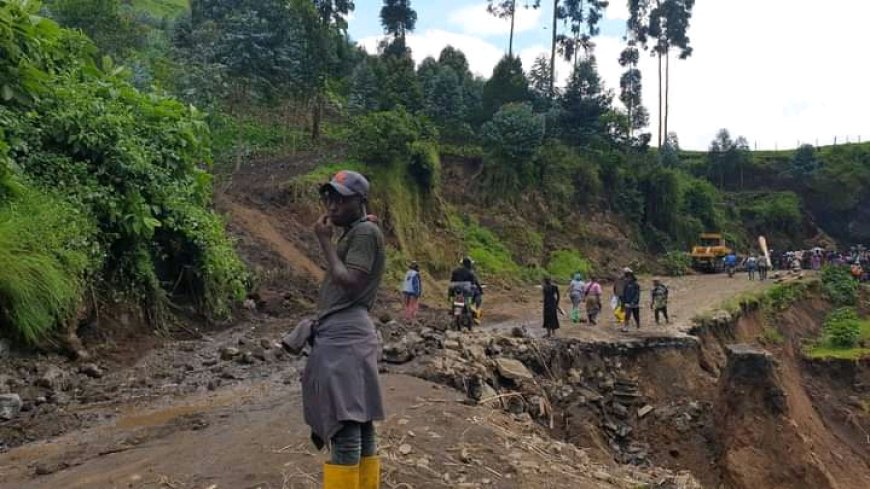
[359,456,381,489]
[323,463,359,489]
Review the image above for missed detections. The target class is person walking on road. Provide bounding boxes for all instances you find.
[401,261,422,322]
[650,279,670,325]
[758,255,769,281]
[584,276,603,325]
[542,277,561,337]
[621,270,641,332]
[306,170,386,489]
[746,255,757,281]
[568,273,586,324]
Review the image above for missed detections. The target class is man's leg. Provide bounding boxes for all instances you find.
[654,308,661,325]
[360,421,377,458]
[359,421,380,489]
[326,422,362,489]
[332,422,362,465]
[663,306,670,324]
[633,307,641,328]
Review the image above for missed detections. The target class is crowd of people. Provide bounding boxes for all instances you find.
[540,268,670,335]
[733,246,870,281]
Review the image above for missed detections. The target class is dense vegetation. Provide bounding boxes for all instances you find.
[0,1,245,343]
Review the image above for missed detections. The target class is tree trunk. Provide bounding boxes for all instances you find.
[311,93,322,141]
[549,0,558,98]
[657,50,662,147]
[573,34,579,68]
[508,0,516,57]
[664,50,670,142]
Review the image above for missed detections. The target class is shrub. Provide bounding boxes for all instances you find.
[821,265,859,306]
[348,108,436,166]
[481,103,544,194]
[408,141,440,191]
[824,307,861,348]
[0,3,247,338]
[762,282,808,311]
[662,251,691,276]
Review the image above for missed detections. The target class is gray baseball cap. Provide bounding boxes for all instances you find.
[320,170,370,198]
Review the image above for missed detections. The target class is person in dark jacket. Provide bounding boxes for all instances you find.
[542,277,561,337]
[621,271,641,331]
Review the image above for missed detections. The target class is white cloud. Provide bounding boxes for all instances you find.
[605,1,630,21]
[358,29,505,78]
[449,2,542,37]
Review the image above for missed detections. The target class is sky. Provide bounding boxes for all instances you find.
[349,0,870,151]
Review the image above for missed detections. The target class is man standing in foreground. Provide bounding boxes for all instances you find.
[306,170,386,489]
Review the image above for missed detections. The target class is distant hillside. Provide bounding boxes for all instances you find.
[677,141,870,246]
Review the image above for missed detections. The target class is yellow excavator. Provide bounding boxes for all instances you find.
[690,233,733,272]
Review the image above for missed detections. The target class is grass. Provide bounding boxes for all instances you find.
[0,186,99,343]
[760,326,785,345]
[546,249,592,281]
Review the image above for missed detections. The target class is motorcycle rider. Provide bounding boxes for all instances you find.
[724,252,738,277]
[449,257,483,322]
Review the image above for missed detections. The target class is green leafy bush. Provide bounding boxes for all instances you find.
[0,2,246,339]
[821,265,859,306]
[823,308,862,348]
[481,103,544,194]
[348,109,436,166]
[762,282,808,311]
[408,141,441,191]
[662,251,691,276]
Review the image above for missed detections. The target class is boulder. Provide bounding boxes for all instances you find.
[79,363,104,379]
[0,338,10,359]
[35,366,68,390]
[496,358,533,381]
[220,347,241,361]
[383,342,413,364]
[0,393,22,420]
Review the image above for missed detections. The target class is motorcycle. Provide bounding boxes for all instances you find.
[450,290,474,331]
[448,282,483,331]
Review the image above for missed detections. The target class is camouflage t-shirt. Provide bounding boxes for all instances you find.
[317,220,386,319]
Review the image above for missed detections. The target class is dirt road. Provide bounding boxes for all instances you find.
[482,273,780,342]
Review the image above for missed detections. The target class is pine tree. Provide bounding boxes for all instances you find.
[349,58,381,114]
[481,55,530,122]
[558,59,612,147]
[381,0,417,54]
